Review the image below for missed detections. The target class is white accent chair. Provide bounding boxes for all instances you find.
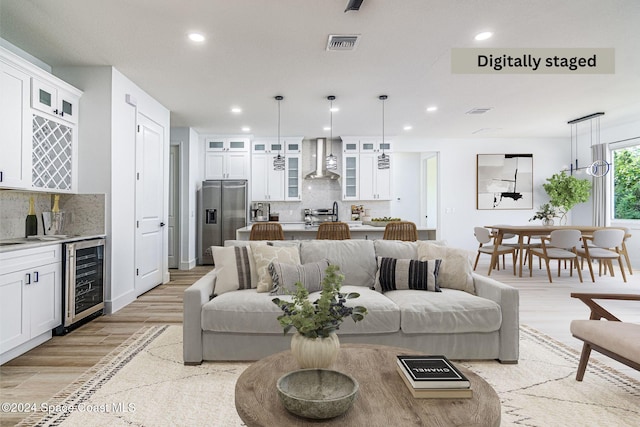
[577,229,627,283]
[528,229,583,283]
[473,227,517,276]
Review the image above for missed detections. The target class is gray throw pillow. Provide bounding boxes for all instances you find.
[269,259,331,295]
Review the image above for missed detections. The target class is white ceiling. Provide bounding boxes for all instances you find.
[2,0,639,141]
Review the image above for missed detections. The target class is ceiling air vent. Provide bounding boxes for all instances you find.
[327,35,360,51]
[466,107,493,115]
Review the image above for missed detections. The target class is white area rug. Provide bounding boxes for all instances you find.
[19,325,639,427]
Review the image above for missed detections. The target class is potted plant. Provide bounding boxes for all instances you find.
[529,203,558,225]
[272,265,367,368]
[542,171,591,224]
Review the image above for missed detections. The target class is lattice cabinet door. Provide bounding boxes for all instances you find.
[32,114,74,191]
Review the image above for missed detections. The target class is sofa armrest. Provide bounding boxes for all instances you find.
[183,270,217,365]
[472,272,520,363]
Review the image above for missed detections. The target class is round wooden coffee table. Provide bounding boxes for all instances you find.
[235,344,500,426]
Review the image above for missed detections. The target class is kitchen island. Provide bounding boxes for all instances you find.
[235,222,436,241]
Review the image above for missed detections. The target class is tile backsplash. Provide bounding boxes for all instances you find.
[0,191,105,239]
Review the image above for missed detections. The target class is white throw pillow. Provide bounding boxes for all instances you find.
[211,246,254,296]
[251,244,301,293]
[416,241,475,294]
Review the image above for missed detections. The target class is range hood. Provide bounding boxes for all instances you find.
[305,138,340,180]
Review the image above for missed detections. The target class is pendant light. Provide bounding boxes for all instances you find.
[326,95,338,171]
[378,95,390,170]
[273,95,285,171]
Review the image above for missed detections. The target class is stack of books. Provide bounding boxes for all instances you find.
[396,355,473,399]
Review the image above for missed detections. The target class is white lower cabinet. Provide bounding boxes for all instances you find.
[0,245,62,364]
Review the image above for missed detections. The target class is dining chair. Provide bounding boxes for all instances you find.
[528,229,583,283]
[576,229,627,283]
[383,221,418,241]
[249,222,284,240]
[316,222,351,240]
[620,227,633,276]
[473,227,517,276]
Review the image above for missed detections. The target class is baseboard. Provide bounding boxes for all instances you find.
[107,289,137,314]
[180,259,196,270]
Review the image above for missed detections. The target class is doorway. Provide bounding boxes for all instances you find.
[421,153,439,231]
[168,144,180,269]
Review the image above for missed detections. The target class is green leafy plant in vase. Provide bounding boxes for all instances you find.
[272,265,367,368]
[542,171,591,224]
[529,203,558,225]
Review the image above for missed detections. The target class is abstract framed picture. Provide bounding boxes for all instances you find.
[477,154,533,210]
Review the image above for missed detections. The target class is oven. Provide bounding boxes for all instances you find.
[54,238,105,335]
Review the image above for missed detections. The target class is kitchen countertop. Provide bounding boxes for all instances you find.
[0,234,106,253]
[235,222,436,240]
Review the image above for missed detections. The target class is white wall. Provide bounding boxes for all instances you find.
[54,66,170,313]
[395,137,567,252]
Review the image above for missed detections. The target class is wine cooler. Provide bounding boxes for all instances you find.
[54,238,105,335]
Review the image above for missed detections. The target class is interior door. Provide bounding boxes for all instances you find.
[168,144,179,269]
[135,114,165,295]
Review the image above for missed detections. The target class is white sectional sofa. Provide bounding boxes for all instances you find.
[183,239,519,365]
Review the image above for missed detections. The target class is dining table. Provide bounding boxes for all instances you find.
[484,225,629,277]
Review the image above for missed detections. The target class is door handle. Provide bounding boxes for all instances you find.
[25,273,31,285]
[160,222,166,227]
[34,271,39,283]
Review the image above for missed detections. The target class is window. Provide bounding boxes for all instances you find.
[612,144,640,220]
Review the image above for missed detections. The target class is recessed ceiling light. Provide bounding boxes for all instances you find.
[241,127,251,132]
[323,126,331,131]
[426,106,438,112]
[403,125,412,131]
[329,107,340,112]
[188,32,206,42]
[475,31,493,41]
[231,107,242,114]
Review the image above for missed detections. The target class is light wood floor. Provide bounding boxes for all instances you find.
[1,260,638,426]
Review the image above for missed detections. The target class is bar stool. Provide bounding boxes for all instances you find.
[316,222,351,240]
[249,222,284,240]
[383,221,418,241]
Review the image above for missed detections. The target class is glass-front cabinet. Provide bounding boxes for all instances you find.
[341,137,392,201]
[342,155,359,200]
[31,78,79,125]
[285,155,301,200]
[204,137,250,180]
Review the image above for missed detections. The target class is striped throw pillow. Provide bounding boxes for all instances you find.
[211,246,253,296]
[269,259,331,295]
[375,257,441,293]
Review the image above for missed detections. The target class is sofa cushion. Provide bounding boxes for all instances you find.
[330,286,400,334]
[251,244,300,293]
[201,286,401,335]
[417,241,475,294]
[202,289,291,334]
[375,257,441,293]
[383,288,502,334]
[269,259,330,295]
[374,240,418,259]
[211,246,253,295]
[300,240,376,287]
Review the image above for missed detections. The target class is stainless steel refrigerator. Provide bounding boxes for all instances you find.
[197,180,248,264]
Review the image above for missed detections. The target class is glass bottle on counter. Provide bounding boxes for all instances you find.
[25,196,38,237]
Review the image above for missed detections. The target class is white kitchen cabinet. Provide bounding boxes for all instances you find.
[205,137,250,180]
[251,153,285,201]
[31,114,77,192]
[285,154,302,200]
[251,137,302,201]
[1,46,81,193]
[0,60,31,189]
[341,137,392,201]
[31,77,80,125]
[342,154,359,200]
[359,152,392,200]
[0,244,62,364]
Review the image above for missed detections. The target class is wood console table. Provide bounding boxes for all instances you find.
[235,344,501,427]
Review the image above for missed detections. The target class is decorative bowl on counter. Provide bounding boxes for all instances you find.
[276,369,359,419]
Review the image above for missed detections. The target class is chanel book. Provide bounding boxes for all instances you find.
[396,355,470,389]
[395,365,473,399]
